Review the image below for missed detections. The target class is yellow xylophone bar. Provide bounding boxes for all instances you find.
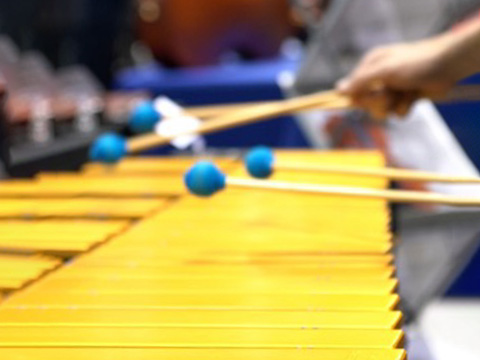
[51,264,396,279]
[155,196,390,234]
[0,348,406,360]
[75,253,395,266]
[6,292,400,311]
[0,176,186,197]
[0,255,60,291]
[89,236,393,254]
[99,213,392,246]
[78,235,392,258]
[0,255,60,271]
[0,220,128,237]
[0,220,129,255]
[30,277,398,295]
[0,198,169,219]
[110,207,390,238]
[110,222,391,243]
[52,269,395,281]
[72,260,395,270]
[0,251,59,297]
[0,326,404,349]
[0,308,402,329]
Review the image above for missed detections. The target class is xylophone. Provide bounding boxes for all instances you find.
[0,150,406,360]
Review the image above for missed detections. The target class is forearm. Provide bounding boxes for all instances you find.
[436,19,480,82]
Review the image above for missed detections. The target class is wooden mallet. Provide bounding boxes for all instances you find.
[244,147,480,184]
[185,161,480,207]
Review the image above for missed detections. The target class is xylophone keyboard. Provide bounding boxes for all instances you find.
[0,150,406,360]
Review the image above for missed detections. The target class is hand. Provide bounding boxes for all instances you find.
[336,36,461,119]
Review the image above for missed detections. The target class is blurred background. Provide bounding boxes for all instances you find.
[1,0,480,171]
[0,1,480,358]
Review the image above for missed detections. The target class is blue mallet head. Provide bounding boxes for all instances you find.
[184,161,226,197]
[89,133,127,164]
[245,146,275,179]
[129,101,162,134]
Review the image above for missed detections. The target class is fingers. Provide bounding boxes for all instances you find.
[351,90,419,120]
[352,90,391,120]
[336,46,421,119]
[336,48,389,95]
